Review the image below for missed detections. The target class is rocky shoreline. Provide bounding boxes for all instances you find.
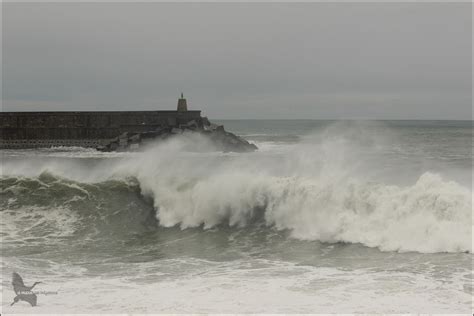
[97,118,257,153]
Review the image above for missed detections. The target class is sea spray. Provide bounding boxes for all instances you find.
[123,131,473,253]
[2,120,471,313]
[2,124,472,253]
[138,169,472,253]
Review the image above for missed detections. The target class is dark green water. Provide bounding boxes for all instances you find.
[1,120,472,313]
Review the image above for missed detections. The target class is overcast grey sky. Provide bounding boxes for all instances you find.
[3,3,472,119]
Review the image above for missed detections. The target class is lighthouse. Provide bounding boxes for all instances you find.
[177,92,188,112]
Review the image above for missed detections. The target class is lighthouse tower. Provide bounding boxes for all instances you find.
[177,93,188,112]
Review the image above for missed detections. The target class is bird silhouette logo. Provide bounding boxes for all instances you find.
[11,272,42,307]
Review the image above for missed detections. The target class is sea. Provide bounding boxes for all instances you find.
[1,120,472,313]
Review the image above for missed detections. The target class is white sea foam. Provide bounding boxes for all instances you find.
[2,124,472,253]
[1,205,81,243]
[1,257,470,313]
[115,132,472,254]
[143,168,472,253]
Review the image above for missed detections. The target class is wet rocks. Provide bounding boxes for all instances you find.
[97,122,257,153]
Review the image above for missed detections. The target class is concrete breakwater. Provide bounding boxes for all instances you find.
[0,96,257,152]
[0,110,204,149]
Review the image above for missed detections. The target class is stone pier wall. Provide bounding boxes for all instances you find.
[0,110,202,149]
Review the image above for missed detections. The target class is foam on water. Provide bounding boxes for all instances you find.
[1,205,80,244]
[1,257,471,313]
[1,121,472,313]
[2,124,472,253]
[119,131,472,254]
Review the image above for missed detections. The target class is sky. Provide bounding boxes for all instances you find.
[2,2,472,119]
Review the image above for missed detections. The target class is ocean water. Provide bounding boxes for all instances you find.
[1,120,472,313]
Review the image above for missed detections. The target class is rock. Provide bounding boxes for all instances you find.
[97,120,257,153]
[202,117,211,127]
[129,134,140,142]
[186,120,198,128]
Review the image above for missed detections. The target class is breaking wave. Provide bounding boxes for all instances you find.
[1,127,472,254]
[144,170,472,253]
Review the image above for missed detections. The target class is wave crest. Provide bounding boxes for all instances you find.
[144,170,471,253]
[2,128,472,254]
